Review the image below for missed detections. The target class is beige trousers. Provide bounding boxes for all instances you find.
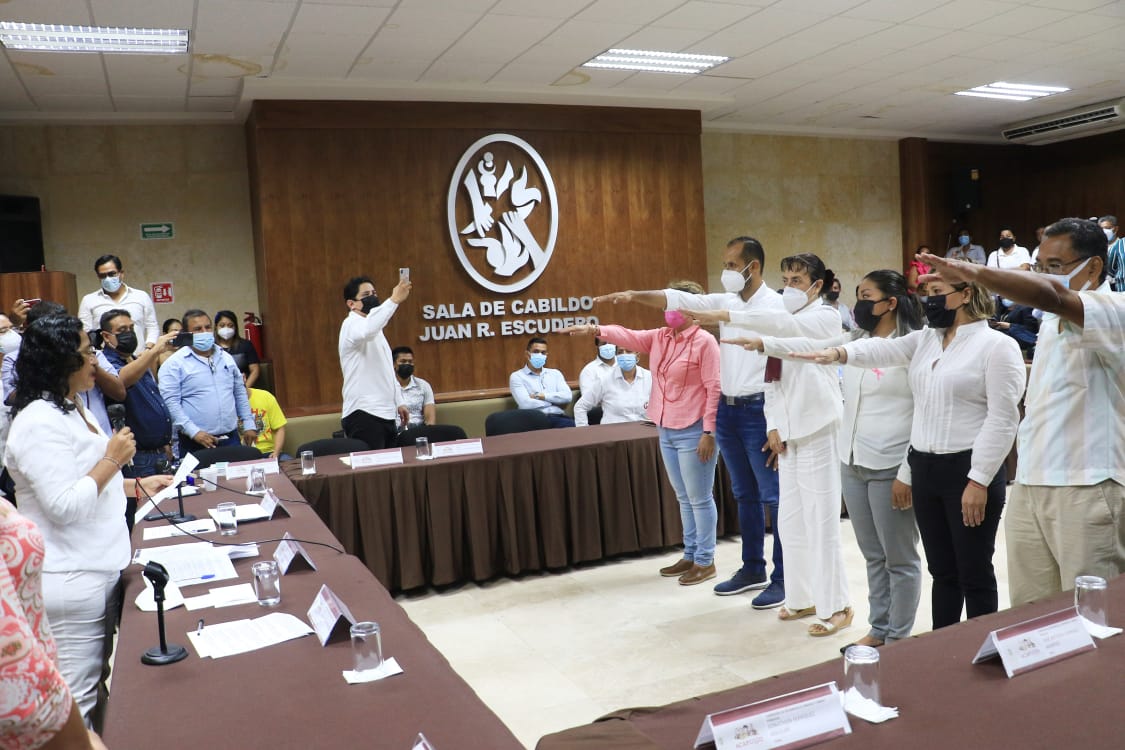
[1006,480,1125,607]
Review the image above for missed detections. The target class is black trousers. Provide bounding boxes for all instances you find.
[342,410,398,450]
[908,448,1006,629]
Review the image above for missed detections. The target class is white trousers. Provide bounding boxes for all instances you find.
[42,569,120,726]
[777,425,850,618]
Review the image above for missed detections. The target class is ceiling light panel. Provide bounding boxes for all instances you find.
[582,48,729,74]
[953,80,1069,101]
[0,22,189,54]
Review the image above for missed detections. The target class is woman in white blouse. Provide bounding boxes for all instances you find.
[793,280,1026,629]
[573,348,652,427]
[4,315,170,726]
[726,270,925,650]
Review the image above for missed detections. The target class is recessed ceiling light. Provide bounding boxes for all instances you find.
[582,48,729,74]
[954,81,1069,102]
[0,22,189,54]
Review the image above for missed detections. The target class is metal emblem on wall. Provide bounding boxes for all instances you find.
[447,134,558,294]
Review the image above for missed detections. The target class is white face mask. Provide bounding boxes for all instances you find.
[782,286,810,314]
[217,326,236,340]
[720,261,752,293]
[1059,256,1094,292]
[1104,227,1116,242]
[0,329,21,354]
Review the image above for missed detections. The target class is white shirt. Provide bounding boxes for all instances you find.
[843,321,1026,485]
[574,366,652,427]
[509,365,571,415]
[400,375,435,426]
[339,304,405,421]
[986,246,1032,270]
[78,284,159,346]
[1017,282,1125,487]
[664,283,787,396]
[763,332,915,484]
[3,399,129,573]
[729,300,843,442]
[579,358,616,396]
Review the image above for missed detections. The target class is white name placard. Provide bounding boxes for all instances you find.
[972,607,1096,677]
[695,682,851,750]
[258,488,290,520]
[307,584,357,646]
[349,448,405,469]
[223,457,280,479]
[431,439,484,459]
[274,531,317,574]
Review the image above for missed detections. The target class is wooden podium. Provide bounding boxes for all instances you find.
[0,271,78,316]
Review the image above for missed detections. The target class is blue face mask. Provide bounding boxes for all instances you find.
[616,353,637,372]
[101,275,122,293]
[192,332,215,352]
[598,343,616,360]
[528,352,547,369]
[958,235,970,246]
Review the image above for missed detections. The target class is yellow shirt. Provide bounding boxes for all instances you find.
[248,388,287,456]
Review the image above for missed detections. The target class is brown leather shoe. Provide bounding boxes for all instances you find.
[659,558,694,577]
[679,564,717,586]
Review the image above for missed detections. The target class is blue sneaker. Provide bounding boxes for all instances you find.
[712,567,768,596]
[751,581,785,609]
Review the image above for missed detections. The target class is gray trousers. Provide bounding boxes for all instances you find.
[841,462,922,642]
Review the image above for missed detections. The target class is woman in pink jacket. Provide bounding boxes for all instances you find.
[563,280,722,586]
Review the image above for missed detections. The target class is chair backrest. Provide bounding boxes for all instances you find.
[296,437,370,458]
[191,445,263,469]
[484,408,552,437]
[395,424,469,447]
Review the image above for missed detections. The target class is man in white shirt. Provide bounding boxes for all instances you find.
[339,275,412,450]
[578,338,618,397]
[920,217,1125,607]
[392,345,436,427]
[986,229,1032,270]
[574,349,651,427]
[509,337,574,428]
[595,237,789,608]
[77,254,159,347]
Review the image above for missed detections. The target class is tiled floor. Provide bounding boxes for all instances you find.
[399,521,1010,749]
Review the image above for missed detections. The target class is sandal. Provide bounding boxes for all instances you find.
[809,607,853,637]
[840,635,884,654]
[778,605,817,621]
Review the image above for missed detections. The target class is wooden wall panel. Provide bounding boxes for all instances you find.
[0,271,77,317]
[247,101,707,414]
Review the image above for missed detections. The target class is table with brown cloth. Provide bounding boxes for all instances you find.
[537,575,1125,750]
[102,471,522,750]
[284,422,740,593]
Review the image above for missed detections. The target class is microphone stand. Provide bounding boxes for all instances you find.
[141,563,188,666]
[144,482,197,524]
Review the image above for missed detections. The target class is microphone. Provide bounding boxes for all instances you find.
[140,561,188,666]
[106,404,133,468]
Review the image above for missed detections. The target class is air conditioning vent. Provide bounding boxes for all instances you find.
[1001,99,1125,145]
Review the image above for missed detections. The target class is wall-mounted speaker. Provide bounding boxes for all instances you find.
[951,168,982,214]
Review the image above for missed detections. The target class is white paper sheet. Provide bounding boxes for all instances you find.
[134,541,238,587]
[187,612,313,659]
[207,504,271,524]
[343,657,404,684]
[142,519,217,541]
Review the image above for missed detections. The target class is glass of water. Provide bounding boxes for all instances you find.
[415,437,433,461]
[842,645,881,704]
[247,466,267,494]
[251,560,281,606]
[300,450,316,475]
[215,502,238,536]
[1074,575,1108,626]
[350,621,383,672]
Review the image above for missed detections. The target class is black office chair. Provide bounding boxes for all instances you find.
[586,406,604,426]
[484,409,552,437]
[190,445,263,469]
[296,437,370,457]
[395,424,468,447]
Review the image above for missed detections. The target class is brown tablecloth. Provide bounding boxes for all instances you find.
[102,472,522,750]
[285,422,740,592]
[537,576,1125,749]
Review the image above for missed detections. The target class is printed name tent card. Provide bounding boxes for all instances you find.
[258,488,291,520]
[972,607,1096,678]
[694,682,851,750]
[307,584,357,646]
[431,438,484,459]
[223,457,280,479]
[274,531,317,574]
[349,448,405,469]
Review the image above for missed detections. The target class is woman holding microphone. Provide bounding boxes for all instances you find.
[4,315,171,726]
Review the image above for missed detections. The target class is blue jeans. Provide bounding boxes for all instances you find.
[715,399,782,584]
[659,420,719,566]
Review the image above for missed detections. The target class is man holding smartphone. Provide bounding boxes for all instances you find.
[339,272,412,450]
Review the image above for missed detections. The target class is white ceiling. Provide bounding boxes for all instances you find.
[1,0,1124,141]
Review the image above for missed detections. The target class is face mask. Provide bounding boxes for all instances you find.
[396,363,414,379]
[360,295,381,314]
[114,331,138,354]
[0,329,21,355]
[1058,256,1093,292]
[782,286,809,314]
[825,290,840,302]
[616,353,637,372]
[998,238,1015,249]
[192,332,215,352]
[101,275,122,293]
[852,299,887,332]
[1104,227,1116,242]
[598,343,616,360]
[922,294,960,328]
[720,261,752,293]
[528,352,547,369]
[1000,298,1015,308]
[958,235,970,246]
[664,310,687,328]
[217,326,236,340]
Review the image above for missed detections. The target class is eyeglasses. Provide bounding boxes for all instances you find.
[1032,257,1084,275]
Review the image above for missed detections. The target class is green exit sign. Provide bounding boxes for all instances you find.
[140,222,174,240]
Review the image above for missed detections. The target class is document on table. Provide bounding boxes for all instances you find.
[207,504,271,523]
[142,519,217,541]
[182,583,258,610]
[134,541,238,587]
[187,612,314,658]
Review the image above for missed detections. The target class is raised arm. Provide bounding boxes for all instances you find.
[559,323,659,354]
[594,290,670,309]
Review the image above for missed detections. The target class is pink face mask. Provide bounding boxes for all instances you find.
[664,310,687,328]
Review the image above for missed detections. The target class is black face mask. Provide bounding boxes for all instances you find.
[114,331,138,354]
[396,363,414,379]
[852,299,887,332]
[825,291,840,302]
[923,294,958,328]
[998,237,1015,249]
[360,295,381,314]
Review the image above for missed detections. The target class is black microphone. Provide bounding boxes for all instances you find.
[106,404,133,468]
[140,561,188,666]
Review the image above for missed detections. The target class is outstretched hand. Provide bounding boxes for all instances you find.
[593,291,637,305]
[917,252,980,287]
[681,308,728,325]
[558,324,598,336]
[720,337,764,352]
